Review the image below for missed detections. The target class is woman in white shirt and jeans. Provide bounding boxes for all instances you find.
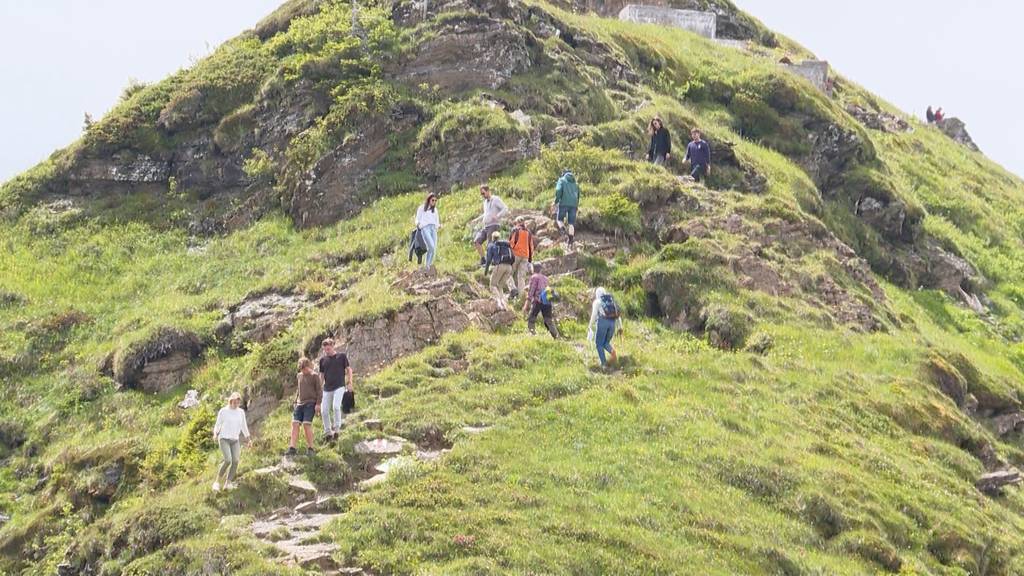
[415,193,441,271]
[212,391,250,491]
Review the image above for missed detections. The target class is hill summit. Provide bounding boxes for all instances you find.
[3,1,1024,574]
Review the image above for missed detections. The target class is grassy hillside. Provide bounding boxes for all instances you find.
[2,0,1024,574]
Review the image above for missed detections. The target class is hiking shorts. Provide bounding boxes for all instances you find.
[556,205,578,226]
[474,224,500,245]
[292,402,316,424]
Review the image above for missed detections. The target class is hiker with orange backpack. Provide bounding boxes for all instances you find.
[509,217,534,300]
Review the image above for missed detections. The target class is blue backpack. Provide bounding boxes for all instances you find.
[539,286,557,305]
[599,294,620,319]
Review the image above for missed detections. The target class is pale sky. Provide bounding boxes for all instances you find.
[0,1,1020,184]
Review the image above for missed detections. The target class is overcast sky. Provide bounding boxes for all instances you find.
[0,1,1020,183]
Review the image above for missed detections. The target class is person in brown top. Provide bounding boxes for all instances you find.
[286,357,323,456]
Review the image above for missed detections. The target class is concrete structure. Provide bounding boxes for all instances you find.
[715,38,749,50]
[618,5,717,39]
[784,60,831,95]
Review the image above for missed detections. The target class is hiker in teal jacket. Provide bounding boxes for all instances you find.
[553,170,580,248]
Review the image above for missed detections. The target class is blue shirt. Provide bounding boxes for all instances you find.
[685,140,711,167]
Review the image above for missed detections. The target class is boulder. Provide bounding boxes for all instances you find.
[177,389,200,410]
[112,327,202,394]
[287,478,318,499]
[990,412,1024,437]
[846,104,911,133]
[976,469,1022,495]
[354,436,408,457]
[856,196,907,243]
[363,419,383,431]
[936,117,980,152]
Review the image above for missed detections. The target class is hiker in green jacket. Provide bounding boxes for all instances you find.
[553,170,580,249]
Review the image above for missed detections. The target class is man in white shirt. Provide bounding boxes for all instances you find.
[474,184,509,265]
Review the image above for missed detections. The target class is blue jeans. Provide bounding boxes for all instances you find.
[596,317,616,365]
[322,389,345,433]
[556,205,578,226]
[421,225,438,268]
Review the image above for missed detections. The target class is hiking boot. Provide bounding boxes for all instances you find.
[212,481,221,492]
[225,482,238,490]
[285,447,297,457]
[305,447,316,456]
[479,257,486,266]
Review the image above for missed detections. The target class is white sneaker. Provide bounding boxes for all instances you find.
[225,482,238,490]
[212,481,221,492]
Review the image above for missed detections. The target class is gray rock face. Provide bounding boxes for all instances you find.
[217,292,311,346]
[177,389,201,410]
[856,196,908,242]
[312,297,472,374]
[990,412,1024,437]
[397,18,532,93]
[618,5,717,39]
[976,469,1022,495]
[112,327,202,394]
[936,117,981,152]
[846,104,911,133]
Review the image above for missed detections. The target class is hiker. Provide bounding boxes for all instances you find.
[509,216,534,299]
[926,106,935,124]
[934,107,945,123]
[523,263,559,339]
[212,392,250,491]
[647,116,672,165]
[318,338,353,441]
[587,287,622,367]
[684,128,712,182]
[553,170,580,248]
[414,192,440,271]
[484,230,515,310]
[474,185,509,266]
[287,357,322,457]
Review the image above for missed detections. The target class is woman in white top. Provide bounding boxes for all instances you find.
[415,193,441,271]
[212,391,250,491]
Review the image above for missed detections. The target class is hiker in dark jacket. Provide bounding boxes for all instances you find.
[553,170,580,249]
[522,263,559,339]
[484,231,515,310]
[684,128,712,182]
[647,116,672,166]
[926,106,935,124]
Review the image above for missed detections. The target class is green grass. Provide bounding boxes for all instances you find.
[3,0,1024,574]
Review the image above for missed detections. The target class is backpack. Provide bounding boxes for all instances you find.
[539,286,557,305]
[599,294,620,319]
[495,240,515,265]
[510,228,533,258]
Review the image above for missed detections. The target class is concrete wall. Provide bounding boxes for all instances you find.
[784,60,830,94]
[618,5,717,39]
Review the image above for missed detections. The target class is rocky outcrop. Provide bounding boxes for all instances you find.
[563,0,765,41]
[110,328,202,394]
[395,17,532,93]
[216,292,312,347]
[936,117,980,152]
[289,102,422,228]
[976,469,1022,496]
[846,104,911,134]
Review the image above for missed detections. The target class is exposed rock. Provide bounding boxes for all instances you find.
[290,101,422,228]
[926,354,967,407]
[846,104,911,133]
[363,419,383,431]
[856,196,908,243]
[782,60,831,95]
[415,107,540,192]
[354,436,408,457]
[416,448,450,462]
[0,513,9,528]
[86,464,124,503]
[976,469,1022,495]
[462,425,492,434]
[990,412,1024,437]
[565,0,764,40]
[916,242,984,309]
[963,393,979,417]
[287,478,318,499]
[804,122,866,191]
[936,117,980,152]
[311,297,471,374]
[112,327,202,394]
[294,500,318,515]
[396,18,532,93]
[177,389,200,410]
[464,298,519,330]
[217,292,311,346]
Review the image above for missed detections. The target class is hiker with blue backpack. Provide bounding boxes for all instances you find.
[588,287,622,367]
[522,262,559,339]
[484,230,516,310]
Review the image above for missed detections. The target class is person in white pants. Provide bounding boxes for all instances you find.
[318,338,353,441]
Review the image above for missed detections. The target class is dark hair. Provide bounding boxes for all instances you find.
[423,193,438,212]
[531,262,542,274]
[648,116,663,136]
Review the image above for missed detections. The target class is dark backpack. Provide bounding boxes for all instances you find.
[495,241,515,265]
[539,286,557,305]
[342,390,356,414]
[599,294,620,319]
